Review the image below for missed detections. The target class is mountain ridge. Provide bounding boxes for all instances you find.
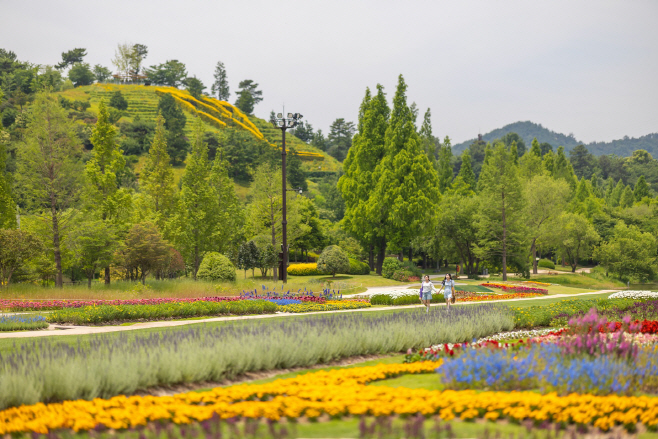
[452,121,658,157]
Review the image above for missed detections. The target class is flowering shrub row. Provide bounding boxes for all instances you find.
[609,291,658,300]
[2,362,657,434]
[287,263,326,276]
[47,300,278,325]
[458,292,543,302]
[0,297,241,312]
[0,314,49,331]
[481,282,549,295]
[277,300,371,313]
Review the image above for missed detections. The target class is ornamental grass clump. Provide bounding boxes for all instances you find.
[0,304,513,409]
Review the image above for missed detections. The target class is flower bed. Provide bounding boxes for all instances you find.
[0,314,49,331]
[609,291,658,300]
[481,282,549,295]
[512,298,641,328]
[2,362,657,434]
[523,280,551,286]
[277,300,371,313]
[458,292,543,302]
[47,300,278,325]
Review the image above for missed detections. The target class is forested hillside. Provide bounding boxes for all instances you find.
[453,121,658,157]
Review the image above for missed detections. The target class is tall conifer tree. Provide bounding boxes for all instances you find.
[476,142,527,280]
[437,136,453,192]
[84,99,131,284]
[168,119,215,279]
[0,135,16,229]
[339,85,389,271]
[419,108,436,166]
[141,115,176,226]
[458,149,476,192]
[368,75,440,273]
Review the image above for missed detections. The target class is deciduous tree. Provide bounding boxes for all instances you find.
[596,221,657,282]
[0,229,42,286]
[117,222,169,284]
[556,212,600,273]
[317,245,349,278]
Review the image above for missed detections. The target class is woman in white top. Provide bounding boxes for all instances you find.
[419,275,438,313]
[439,273,455,310]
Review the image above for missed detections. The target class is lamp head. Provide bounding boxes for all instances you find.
[277,113,283,119]
[287,113,293,119]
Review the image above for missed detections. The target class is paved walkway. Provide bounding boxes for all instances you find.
[0,289,617,340]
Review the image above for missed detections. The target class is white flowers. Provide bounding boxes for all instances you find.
[608,291,658,300]
[475,328,559,343]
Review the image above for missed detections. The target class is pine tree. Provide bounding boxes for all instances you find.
[0,135,16,229]
[437,136,453,192]
[369,74,440,272]
[419,108,436,165]
[211,61,230,101]
[457,149,476,192]
[476,142,527,281]
[339,86,385,269]
[620,186,635,208]
[338,85,389,271]
[141,115,176,225]
[287,147,307,191]
[634,175,650,201]
[530,137,542,157]
[84,99,131,284]
[209,152,243,254]
[609,180,624,207]
[168,119,216,279]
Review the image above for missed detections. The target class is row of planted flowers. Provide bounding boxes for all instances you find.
[43,299,371,325]
[481,282,549,295]
[1,361,657,434]
[0,288,341,312]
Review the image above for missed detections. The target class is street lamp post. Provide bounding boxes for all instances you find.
[274,112,303,283]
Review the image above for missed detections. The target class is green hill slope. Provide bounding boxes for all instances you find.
[453,121,658,157]
[58,84,341,173]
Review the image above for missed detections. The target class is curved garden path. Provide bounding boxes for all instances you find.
[0,289,617,340]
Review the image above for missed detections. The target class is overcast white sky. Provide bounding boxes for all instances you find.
[3,0,657,143]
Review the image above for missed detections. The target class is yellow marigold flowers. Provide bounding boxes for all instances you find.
[1,362,657,434]
[287,263,325,276]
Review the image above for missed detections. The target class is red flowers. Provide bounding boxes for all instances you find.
[481,283,549,295]
[598,320,658,334]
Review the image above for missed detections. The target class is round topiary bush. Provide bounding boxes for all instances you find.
[381,257,403,279]
[197,252,236,282]
[317,245,350,278]
[538,259,556,269]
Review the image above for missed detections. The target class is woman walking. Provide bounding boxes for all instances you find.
[419,275,437,313]
[439,273,455,310]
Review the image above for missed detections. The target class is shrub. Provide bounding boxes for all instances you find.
[370,294,393,305]
[109,91,128,111]
[317,245,350,278]
[382,257,403,279]
[197,252,236,282]
[392,294,445,306]
[287,263,326,276]
[538,259,555,269]
[392,270,416,282]
[348,258,370,275]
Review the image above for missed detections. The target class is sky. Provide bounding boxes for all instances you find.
[2,0,658,144]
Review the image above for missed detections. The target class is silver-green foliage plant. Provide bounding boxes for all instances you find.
[197,252,236,282]
[0,304,513,409]
[317,245,350,278]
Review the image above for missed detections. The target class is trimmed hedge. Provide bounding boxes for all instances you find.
[287,263,326,276]
[538,259,556,269]
[370,293,445,306]
[349,258,371,275]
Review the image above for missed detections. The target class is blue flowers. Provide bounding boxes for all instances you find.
[436,343,658,395]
